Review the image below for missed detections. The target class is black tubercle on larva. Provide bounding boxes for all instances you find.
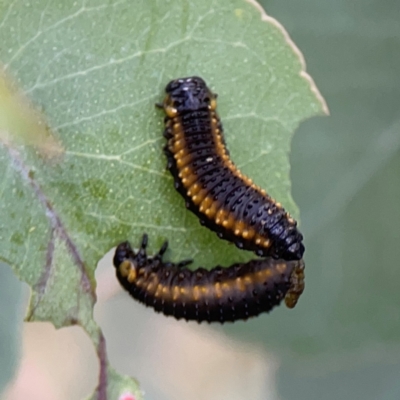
[159,76,305,261]
[113,234,304,323]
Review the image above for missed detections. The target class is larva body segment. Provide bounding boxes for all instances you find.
[160,76,304,261]
[113,234,305,323]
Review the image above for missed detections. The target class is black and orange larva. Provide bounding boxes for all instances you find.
[113,234,305,323]
[158,76,304,261]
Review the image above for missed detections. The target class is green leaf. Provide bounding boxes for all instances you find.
[0,0,325,397]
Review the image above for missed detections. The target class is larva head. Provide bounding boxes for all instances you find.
[162,76,217,117]
[113,241,138,283]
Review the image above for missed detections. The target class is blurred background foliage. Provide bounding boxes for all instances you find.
[0,265,23,395]
[257,0,400,398]
[2,0,400,399]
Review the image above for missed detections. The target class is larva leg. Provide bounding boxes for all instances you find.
[136,233,149,260]
[154,241,168,259]
[176,259,193,268]
[161,261,174,268]
[140,233,148,246]
[165,153,174,170]
[163,128,173,139]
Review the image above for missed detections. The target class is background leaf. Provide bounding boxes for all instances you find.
[257,0,400,399]
[0,0,324,398]
[0,263,23,395]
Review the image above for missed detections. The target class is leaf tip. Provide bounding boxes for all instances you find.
[244,0,329,116]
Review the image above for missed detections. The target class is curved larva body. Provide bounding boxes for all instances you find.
[113,235,305,323]
[159,76,304,261]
